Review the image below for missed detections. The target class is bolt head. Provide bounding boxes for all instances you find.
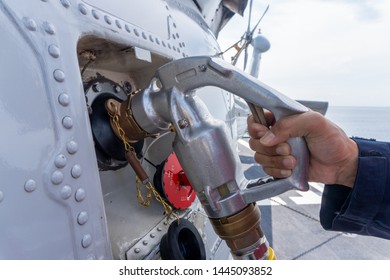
[178,119,189,129]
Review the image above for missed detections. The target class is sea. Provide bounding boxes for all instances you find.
[325,106,390,142]
[237,106,390,143]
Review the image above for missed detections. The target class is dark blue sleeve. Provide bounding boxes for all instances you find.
[319,137,390,239]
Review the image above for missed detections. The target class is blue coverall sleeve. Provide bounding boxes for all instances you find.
[319,138,390,239]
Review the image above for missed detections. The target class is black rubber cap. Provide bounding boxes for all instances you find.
[160,219,206,260]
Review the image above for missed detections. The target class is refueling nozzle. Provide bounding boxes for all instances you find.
[105,56,309,259]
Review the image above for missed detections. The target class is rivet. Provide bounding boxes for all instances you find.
[51,170,64,185]
[163,221,168,225]
[92,9,100,20]
[81,234,92,248]
[125,25,131,33]
[77,211,89,225]
[71,164,82,179]
[48,44,60,58]
[62,116,73,129]
[79,4,88,15]
[157,227,162,232]
[104,15,112,25]
[150,233,156,238]
[55,154,67,168]
[60,0,70,8]
[53,69,65,82]
[142,240,148,245]
[87,254,96,260]
[87,254,97,261]
[58,93,70,106]
[60,185,72,200]
[24,179,37,192]
[134,29,140,37]
[115,20,122,29]
[23,17,37,31]
[75,188,86,202]
[0,191,3,202]
[134,248,141,254]
[43,21,55,35]
[67,141,79,154]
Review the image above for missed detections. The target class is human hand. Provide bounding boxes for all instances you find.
[247,111,358,188]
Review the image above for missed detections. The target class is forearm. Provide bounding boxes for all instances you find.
[320,137,390,239]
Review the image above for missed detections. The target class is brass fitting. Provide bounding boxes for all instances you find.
[209,203,269,259]
[105,96,154,142]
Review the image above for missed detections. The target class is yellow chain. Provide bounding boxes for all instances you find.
[135,176,152,207]
[108,106,178,222]
[110,111,132,152]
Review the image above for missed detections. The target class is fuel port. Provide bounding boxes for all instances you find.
[153,153,196,210]
[160,219,206,260]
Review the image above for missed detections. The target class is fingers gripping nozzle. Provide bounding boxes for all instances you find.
[105,56,309,259]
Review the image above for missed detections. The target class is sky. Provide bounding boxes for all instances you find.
[218,0,390,107]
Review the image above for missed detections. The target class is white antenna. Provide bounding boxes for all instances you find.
[249,30,271,78]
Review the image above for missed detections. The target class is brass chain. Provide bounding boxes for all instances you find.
[108,106,178,221]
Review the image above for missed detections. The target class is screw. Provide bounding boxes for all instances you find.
[92,83,102,92]
[198,64,207,72]
[178,119,189,129]
[123,81,132,94]
[114,85,121,93]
